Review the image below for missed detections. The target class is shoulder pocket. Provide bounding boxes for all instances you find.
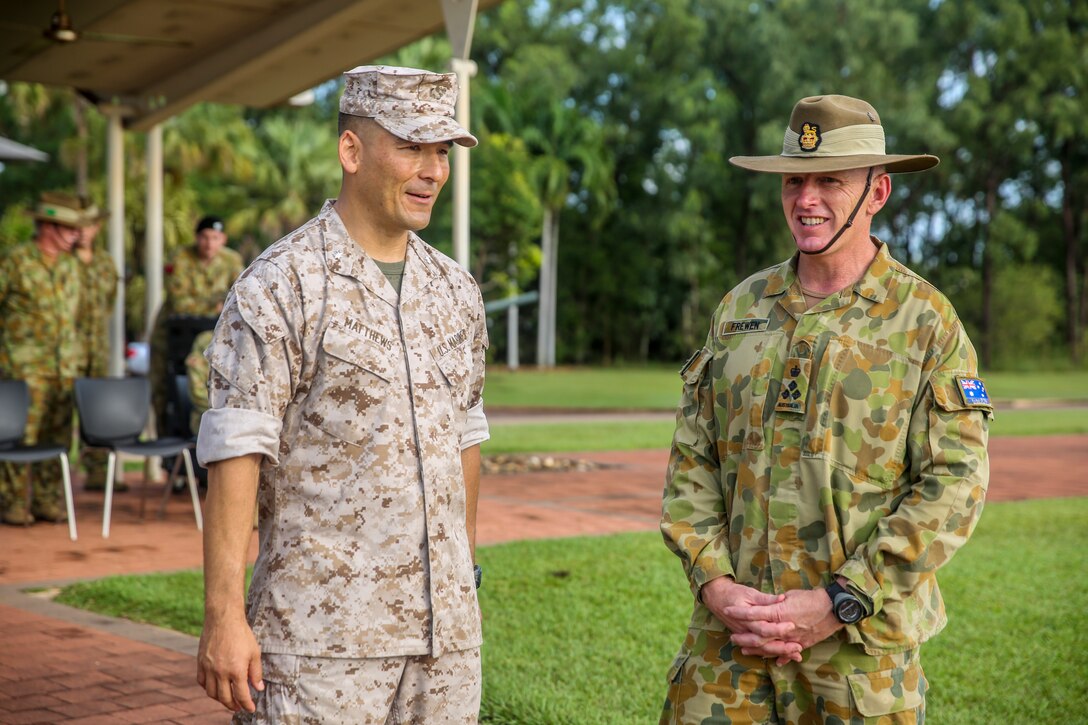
[234,275,288,345]
[931,372,994,419]
[679,347,712,385]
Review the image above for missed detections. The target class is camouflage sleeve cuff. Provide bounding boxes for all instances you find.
[196,406,283,467]
[691,535,737,599]
[837,559,883,616]
[460,399,490,450]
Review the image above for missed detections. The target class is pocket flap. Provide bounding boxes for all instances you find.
[679,347,712,385]
[931,372,994,417]
[322,325,395,381]
[847,663,926,717]
[666,651,690,684]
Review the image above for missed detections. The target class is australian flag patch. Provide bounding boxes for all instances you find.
[956,376,991,407]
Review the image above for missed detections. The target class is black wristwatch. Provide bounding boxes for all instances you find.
[474,564,482,590]
[826,582,864,624]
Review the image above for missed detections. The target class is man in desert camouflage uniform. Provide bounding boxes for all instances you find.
[72,199,119,490]
[149,214,243,427]
[196,66,490,723]
[0,193,84,525]
[660,95,992,724]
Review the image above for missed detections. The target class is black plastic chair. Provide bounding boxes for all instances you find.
[0,380,77,540]
[74,377,202,538]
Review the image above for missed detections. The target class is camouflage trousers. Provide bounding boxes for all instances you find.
[0,376,73,511]
[660,628,926,724]
[233,647,481,724]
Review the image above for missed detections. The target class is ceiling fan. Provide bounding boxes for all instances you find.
[4,0,191,48]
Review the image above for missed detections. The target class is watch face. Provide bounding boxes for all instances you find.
[837,598,864,623]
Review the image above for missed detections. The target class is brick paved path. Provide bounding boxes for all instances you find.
[1,435,1085,723]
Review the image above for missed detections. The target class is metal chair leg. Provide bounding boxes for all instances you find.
[23,466,33,528]
[157,454,184,520]
[181,448,203,531]
[102,452,117,538]
[59,454,77,541]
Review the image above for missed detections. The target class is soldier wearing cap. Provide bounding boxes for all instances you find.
[196,66,489,722]
[72,198,120,490]
[660,95,992,723]
[149,213,244,428]
[0,192,85,525]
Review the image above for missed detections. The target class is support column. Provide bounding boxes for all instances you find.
[507,303,519,370]
[106,110,126,377]
[442,0,479,271]
[145,124,164,341]
[449,57,477,270]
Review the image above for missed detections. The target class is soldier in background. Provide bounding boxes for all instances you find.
[660,95,992,723]
[148,215,243,430]
[72,198,120,491]
[0,193,84,525]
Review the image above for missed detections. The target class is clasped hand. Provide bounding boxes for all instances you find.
[701,577,843,666]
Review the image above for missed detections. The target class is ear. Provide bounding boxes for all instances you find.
[867,172,892,215]
[338,130,361,175]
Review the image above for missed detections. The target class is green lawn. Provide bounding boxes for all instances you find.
[484,367,1088,411]
[485,366,683,410]
[486,419,676,453]
[54,498,1088,724]
[484,407,1086,455]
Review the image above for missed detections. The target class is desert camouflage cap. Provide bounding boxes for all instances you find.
[340,65,478,148]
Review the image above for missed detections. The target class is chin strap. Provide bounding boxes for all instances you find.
[800,167,875,256]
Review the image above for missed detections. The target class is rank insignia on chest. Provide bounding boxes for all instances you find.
[956,376,991,407]
[774,357,811,414]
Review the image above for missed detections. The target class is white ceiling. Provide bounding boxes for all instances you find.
[0,0,497,130]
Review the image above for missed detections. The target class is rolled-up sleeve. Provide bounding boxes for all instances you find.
[460,399,490,450]
[196,264,301,467]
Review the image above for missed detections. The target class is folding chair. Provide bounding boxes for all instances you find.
[0,380,77,540]
[74,377,203,538]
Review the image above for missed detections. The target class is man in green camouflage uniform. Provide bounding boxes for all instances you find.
[185,329,213,436]
[149,215,243,428]
[0,193,84,525]
[660,96,992,724]
[72,199,120,490]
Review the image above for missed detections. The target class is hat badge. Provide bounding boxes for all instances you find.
[799,122,821,152]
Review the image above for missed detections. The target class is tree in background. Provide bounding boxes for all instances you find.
[2,0,1083,368]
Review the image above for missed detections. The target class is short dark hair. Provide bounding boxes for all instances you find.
[338,113,380,139]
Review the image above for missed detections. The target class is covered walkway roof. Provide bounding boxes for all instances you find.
[1,0,495,375]
[0,0,496,130]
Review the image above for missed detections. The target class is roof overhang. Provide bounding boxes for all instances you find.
[0,0,496,131]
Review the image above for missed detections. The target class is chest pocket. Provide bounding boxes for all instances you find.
[432,338,473,413]
[310,324,396,446]
[716,329,785,454]
[807,337,919,486]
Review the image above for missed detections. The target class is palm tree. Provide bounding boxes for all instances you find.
[478,83,614,366]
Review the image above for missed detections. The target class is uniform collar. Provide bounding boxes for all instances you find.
[762,236,893,306]
[321,199,441,307]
